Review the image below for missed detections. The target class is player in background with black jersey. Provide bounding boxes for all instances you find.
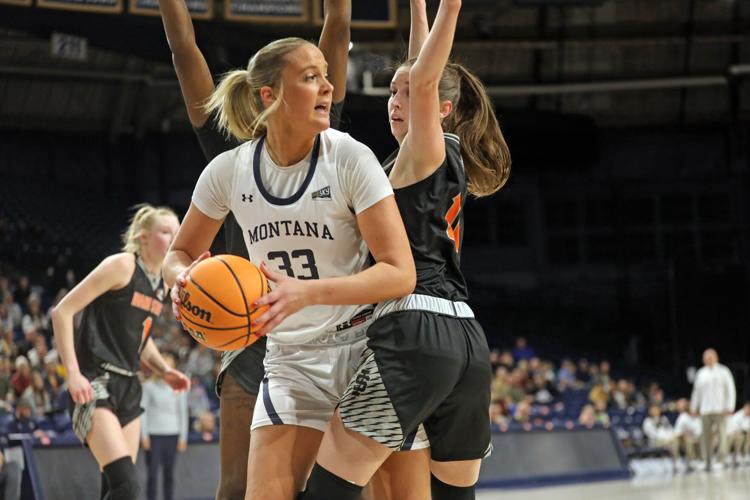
[156,2,351,498]
[300,0,511,499]
[51,205,190,500]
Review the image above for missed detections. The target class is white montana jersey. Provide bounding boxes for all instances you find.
[192,128,393,345]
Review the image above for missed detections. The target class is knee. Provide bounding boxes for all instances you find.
[103,456,140,500]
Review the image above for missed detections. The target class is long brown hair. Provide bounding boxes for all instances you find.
[403,59,511,197]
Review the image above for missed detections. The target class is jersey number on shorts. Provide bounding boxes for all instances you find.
[267,249,320,280]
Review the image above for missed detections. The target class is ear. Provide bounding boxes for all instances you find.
[439,100,454,120]
[260,86,276,108]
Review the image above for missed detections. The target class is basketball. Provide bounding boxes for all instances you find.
[177,255,270,351]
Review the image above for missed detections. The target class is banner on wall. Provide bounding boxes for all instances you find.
[313,0,397,29]
[225,0,308,24]
[129,0,213,19]
[37,0,123,14]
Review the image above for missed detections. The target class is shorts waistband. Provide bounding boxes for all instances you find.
[101,362,138,377]
[374,294,475,319]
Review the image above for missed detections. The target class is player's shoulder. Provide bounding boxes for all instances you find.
[97,253,136,288]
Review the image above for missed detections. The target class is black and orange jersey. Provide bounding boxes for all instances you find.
[76,255,167,376]
[384,133,469,302]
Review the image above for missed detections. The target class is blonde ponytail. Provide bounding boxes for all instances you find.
[204,37,311,141]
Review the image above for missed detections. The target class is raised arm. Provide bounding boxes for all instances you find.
[408,0,430,60]
[318,0,352,104]
[399,0,461,179]
[158,0,215,128]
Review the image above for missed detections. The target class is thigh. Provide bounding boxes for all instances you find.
[121,416,141,463]
[369,449,431,500]
[245,424,323,500]
[86,408,132,468]
[430,458,482,487]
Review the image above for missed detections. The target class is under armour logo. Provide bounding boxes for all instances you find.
[241,194,253,203]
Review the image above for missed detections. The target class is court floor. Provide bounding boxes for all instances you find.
[476,466,750,500]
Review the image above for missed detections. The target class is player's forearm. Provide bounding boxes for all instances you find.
[410,0,461,89]
[140,339,169,377]
[50,307,81,376]
[163,249,193,289]
[158,0,197,54]
[308,261,416,307]
[409,0,430,60]
[319,0,352,103]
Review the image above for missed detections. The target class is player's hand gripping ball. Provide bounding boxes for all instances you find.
[177,255,270,351]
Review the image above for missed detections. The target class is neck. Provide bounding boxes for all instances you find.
[139,253,161,276]
[265,122,316,167]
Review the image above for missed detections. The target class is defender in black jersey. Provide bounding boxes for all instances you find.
[157,1,354,498]
[51,205,190,500]
[300,1,511,499]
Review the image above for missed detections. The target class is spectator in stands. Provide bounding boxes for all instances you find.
[643,404,679,469]
[27,336,51,370]
[674,398,701,467]
[578,404,597,428]
[9,356,30,399]
[498,350,514,370]
[0,304,12,337]
[0,440,22,500]
[512,400,532,425]
[0,328,14,359]
[557,358,578,391]
[0,277,10,299]
[1,294,21,334]
[691,348,736,471]
[529,372,558,404]
[21,294,48,344]
[187,375,211,420]
[512,337,535,361]
[588,382,609,409]
[185,343,215,390]
[490,366,510,402]
[489,400,508,428]
[42,359,66,412]
[726,402,749,467]
[141,353,188,500]
[193,410,216,442]
[21,370,51,417]
[13,276,30,309]
[8,399,50,446]
[0,356,11,403]
[577,358,592,385]
[489,349,501,372]
[593,400,610,426]
[597,360,613,393]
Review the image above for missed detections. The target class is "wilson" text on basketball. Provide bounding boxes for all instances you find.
[179,289,213,323]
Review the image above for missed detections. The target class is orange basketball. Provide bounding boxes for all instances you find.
[177,255,270,351]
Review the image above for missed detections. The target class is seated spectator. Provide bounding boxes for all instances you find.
[643,404,679,468]
[597,360,613,393]
[512,337,535,362]
[27,336,55,370]
[21,370,52,417]
[578,404,597,428]
[588,382,609,409]
[577,358,592,385]
[512,400,532,425]
[42,360,66,412]
[9,399,50,445]
[185,344,215,390]
[489,349,501,372]
[0,304,12,337]
[1,294,21,335]
[0,326,15,359]
[20,294,47,352]
[593,399,610,426]
[0,356,11,402]
[9,356,30,399]
[193,411,216,442]
[674,398,701,466]
[489,400,508,428]
[490,366,510,402]
[557,358,578,391]
[13,277,30,309]
[498,350,514,371]
[726,402,750,466]
[187,375,211,419]
[529,372,559,404]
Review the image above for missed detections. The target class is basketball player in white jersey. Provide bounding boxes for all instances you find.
[156,2,352,498]
[162,38,417,500]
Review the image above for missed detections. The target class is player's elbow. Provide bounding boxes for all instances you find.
[397,262,417,297]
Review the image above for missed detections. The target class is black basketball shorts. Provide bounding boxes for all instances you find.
[339,295,493,462]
